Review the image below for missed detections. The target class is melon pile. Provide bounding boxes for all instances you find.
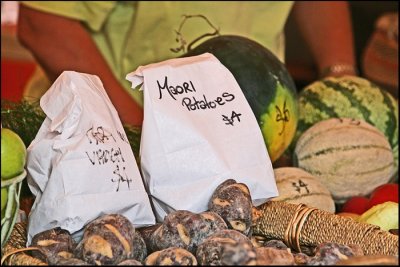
[288,75,398,206]
[293,76,398,172]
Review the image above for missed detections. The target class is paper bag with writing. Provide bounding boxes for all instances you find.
[26,71,155,245]
[126,53,278,221]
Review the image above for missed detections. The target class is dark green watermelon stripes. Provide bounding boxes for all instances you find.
[298,144,393,161]
[296,89,337,136]
[301,162,394,177]
[300,90,339,118]
[380,89,397,148]
[321,80,373,124]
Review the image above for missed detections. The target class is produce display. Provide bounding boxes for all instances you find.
[1,34,399,266]
[2,179,399,265]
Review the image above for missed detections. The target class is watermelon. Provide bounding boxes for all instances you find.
[292,76,399,172]
[183,35,298,162]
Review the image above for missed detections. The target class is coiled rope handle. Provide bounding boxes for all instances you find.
[283,203,317,253]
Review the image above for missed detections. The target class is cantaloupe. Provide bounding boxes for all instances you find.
[271,167,335,213]
[294,118,395,204]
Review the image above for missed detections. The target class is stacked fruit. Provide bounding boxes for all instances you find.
[293,75,398,173]
[286,75,398,236]
[1,128,27,247]
[184,38,398,235]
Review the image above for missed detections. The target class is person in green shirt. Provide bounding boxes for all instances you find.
[17,1,357,126]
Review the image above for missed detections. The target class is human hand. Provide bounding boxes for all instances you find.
[319,64,358,78]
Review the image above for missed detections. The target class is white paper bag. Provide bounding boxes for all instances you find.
[26,71,156,245]
[126,53,278,221]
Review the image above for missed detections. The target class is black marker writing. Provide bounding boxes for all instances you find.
[222,111,242,126]
[117,130,130,145]
[111,165,132,192]
[157,76,196,100]
[275,100,290,135]
[86,126,116,145]
[86,147,125,165]
[182,92,235,111]
[292,179,310,194]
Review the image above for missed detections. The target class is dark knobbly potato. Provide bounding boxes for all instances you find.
[196,229,256,265]
[150,210,227,254]
[53,257,92,265]
[118,258,143,265]
[208,179,253,236]
[293,252,312,265]
[307,242,360,265]
[256,247,295,265]
[263,239,289,250]
[131,230,147,263]
[30,227,75,264]
[137,223,162,254]
[74,214,141,265]
[144,247,197,265]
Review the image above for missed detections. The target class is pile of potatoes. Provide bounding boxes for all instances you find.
[29,179,370,265]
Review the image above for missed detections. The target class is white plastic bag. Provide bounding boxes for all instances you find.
[126,53,278,221]
[26,71,155,244]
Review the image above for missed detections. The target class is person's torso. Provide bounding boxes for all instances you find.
[21,1,294,106]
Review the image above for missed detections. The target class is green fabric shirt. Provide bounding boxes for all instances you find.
[21,1,294,107]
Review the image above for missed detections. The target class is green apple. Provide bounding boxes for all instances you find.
[1,128,27,179]
[1,187,8,220]
[357,201,399,231]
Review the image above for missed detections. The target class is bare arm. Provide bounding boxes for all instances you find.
[17,4,143,126]
[291,1,357,78]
